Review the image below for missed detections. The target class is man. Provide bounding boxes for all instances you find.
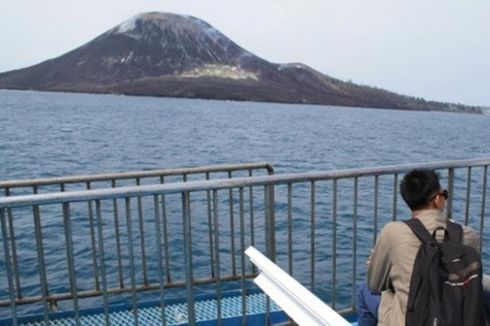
[358,168,480,326]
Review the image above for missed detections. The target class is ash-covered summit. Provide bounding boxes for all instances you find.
[0,12,481,112]
[97,12,259,78]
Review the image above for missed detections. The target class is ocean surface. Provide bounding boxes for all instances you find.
[2,90,489,180]
[1,89,490,318]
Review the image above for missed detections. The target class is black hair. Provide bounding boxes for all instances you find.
[400,168,441,211]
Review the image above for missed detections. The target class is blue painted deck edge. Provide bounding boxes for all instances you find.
[0,288,357,325]
[0,290,254,324]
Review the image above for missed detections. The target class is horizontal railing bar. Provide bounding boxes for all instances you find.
[0,162,274,188]
[2,158,489,209]
[0,273,258,308]
[337,308,355,316]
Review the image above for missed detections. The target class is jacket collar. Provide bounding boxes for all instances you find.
[413,208,447,232]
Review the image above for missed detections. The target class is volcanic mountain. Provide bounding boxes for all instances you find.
[0,12,481,113]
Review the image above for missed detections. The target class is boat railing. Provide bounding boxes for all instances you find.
[0,162,274,324]
[0,162,274,193]
[0,158,488,324]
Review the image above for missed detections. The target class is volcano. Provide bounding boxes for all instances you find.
[0,12,481,113]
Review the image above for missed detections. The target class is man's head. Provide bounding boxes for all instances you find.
[400,168,447,211]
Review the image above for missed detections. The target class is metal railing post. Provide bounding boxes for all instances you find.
[111,179,124,289]
[1,208,17,325]
[159,176,171,284]
[125,198,139,325]
[182,191,196,325]
[447,168,455,219]
[5,188,21,301]
[212,189,223,324]
[136,178,148,287]
[228,172,236,276]
[465,167,472,225]
[332,179,338,310]
[310,181,316,292]
[239,187,247,325]
[153,195,167,326]
[86,182,100,291]
[480,166,488,251]
[62,203,80,326]
[352,177,359,311]
[249,170,256,274]
[206,172,216,278]
[267,184,276,262]
[263,184,272,325]
[392,174,398,221]
[287,183,293,275]
[373,175,379,245]
[95,200,110,325]
[33,205,49,322]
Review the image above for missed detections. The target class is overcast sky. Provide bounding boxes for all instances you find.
[1,0,489,106]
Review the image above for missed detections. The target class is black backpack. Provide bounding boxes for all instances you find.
[404,218,486,326]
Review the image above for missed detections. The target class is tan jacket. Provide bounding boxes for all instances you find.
[367,209,479,326]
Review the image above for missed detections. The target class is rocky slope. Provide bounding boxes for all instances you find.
[0,12,482,113]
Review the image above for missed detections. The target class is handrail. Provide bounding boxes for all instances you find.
[2,158,489,209]
[0,161,276,324]
[246,246,351,326]
[0,162,274,188]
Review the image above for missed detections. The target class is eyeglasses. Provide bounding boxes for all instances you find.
[430,189,448,201]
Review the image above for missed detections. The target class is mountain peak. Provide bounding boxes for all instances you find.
[92,11,251,75]
[111,12,216,41]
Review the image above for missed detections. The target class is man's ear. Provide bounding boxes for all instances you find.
[433,195,445,210]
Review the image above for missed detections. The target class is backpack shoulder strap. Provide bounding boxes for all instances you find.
[446,221,463,243]
[404,218,464,244]
[403,218,435,244]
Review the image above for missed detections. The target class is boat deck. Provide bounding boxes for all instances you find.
[7,293,284,325]
[4,292,357,325]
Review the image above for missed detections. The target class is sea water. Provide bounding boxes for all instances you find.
[2,90,489,179]
[1,89,489,317]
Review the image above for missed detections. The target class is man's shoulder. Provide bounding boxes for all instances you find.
[380,220,411,233]
[461,224,480,252]
[461,224,478,236]
[378,220,413,241]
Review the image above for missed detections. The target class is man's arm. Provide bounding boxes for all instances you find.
[367,223,394,293]
[462,225,480,253]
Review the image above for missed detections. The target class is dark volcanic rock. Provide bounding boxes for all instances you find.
[0,12,482,113]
